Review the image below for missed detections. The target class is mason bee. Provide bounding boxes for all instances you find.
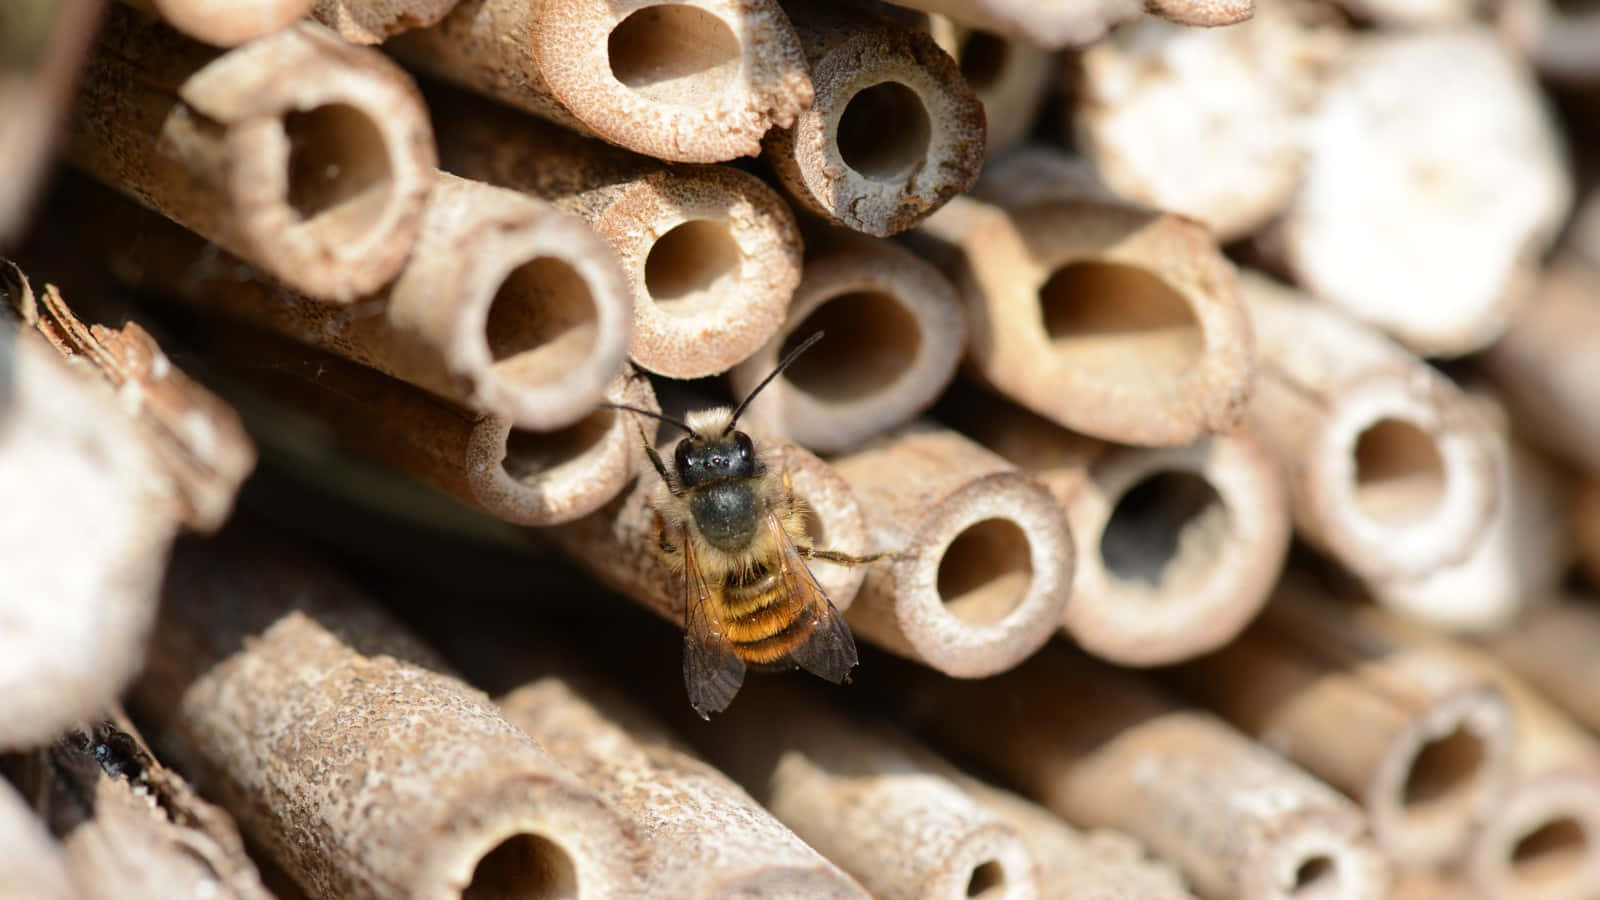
[610,333,887,718]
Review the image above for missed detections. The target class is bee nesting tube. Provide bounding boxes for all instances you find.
[727,231,966,454]
[763,6,985,237]
[122,0,318,46]
[829,421,1074,678]
[132,529,641,900]
[308,0,458,44]
[429,89,799,379]
[68,7,435,303]
[877,0,1140,48]
[389,0,811,163]
[909,193,1255,447]
[0,778,75,900]
[895,647,1391,900]
[924,19,1055,157]
[948,388,1290,666]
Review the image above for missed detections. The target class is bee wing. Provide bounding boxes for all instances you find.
[766,513,860,685]
[681,534,747,719]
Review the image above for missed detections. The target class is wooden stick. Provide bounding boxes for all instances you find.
[428,88,799,378]
[91,171,632,431]
[876,0,1141,49]
[388,0,811,164]
[1170,576,1516,868]
[69,7,436,303]
[1240,271,1498,582]
[307,0,457,44]
[132,527,641,900]
[909,193,1254,447]
[726,228,965,453]
[764,5,984,236]
[924,18,1056,157]
[946,384,1289,666]
[1072,10,1342,241]
[893,646,1391,900]
[829,420,1075,677]
[119,0,317,46]
[1272,28,1571,356]
[0,779,74,900]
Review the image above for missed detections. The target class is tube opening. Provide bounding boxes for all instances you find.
[959,32,1008,93]
[937,518,1033,625]
[485,257,600,385]
[778,292,923,403]
[463,832,577,900]
[966,859,1005,897]
[607,6,740,104]
[1352,418,1447,525]
[1402,723,1487,820]
[284,103,392,234]
[1511,816,1589,887]
[502,407,614,483]
[836,82,932,182]
[1038,261,1202,381]
[1100,469,1227,590]
[1290,855,1337,898]
[643,218,742,314]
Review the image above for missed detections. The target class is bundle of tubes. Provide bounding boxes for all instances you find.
[2,0,1597,896]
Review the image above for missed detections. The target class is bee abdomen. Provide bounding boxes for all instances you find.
[723,582,810,663]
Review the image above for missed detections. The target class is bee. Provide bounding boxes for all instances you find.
[609,333,887,718]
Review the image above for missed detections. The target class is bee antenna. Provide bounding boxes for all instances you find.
[601,403,693,435]
[729,331,824,429]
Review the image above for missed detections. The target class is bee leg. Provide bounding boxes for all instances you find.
[652,510,679,557]
[801,547,894,567]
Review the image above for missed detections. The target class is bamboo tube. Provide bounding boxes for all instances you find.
[1480,600,1600,739]
[186,318,652,527]
[119,0,318,46]
[388,0,811,164]
[924,18,1055,156]
[428,88,799,379]
[688,681,1039,900]
[945,385,1289,666]
[763,6,985,237]
[92,171,632,431]
[0,779,74,900]
[132,527,641,900]
[1170,577,1516,868]
[1273,28,1571,357]
[1481,257,1600,474]
[909,192,1254,447]
[1071,9,1342,242]
[1386,872,1472,900]
[726,229,966,454]
[1499,0,1600,83]
[495,669,869,898]
[1578,478,1600,588]
[68,6,436,303]
[877,0,1140,49]
[829,421,1075,677]
[892,646,1391,900]
[308,0,457,44]
[1239,271,1498,582]
[17,712,274,900]
[0,0,103,246]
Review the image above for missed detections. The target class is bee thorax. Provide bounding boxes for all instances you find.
[689,481,762,553]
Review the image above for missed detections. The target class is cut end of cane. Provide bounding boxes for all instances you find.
[929,823,1035,900]
[151,0,320,46]
[1253,827,1389,900]
[1469,774,1600,900]
[463,831,580,899]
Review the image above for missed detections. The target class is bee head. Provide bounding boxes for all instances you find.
[675,428,759,488]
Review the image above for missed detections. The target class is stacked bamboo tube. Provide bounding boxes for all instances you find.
[4,0,1600,898]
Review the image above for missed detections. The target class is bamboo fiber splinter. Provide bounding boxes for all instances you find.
[133,528,641,900]
[389,0,812,163]
[764,5,985,237]
[69,6,436,303]
[428,88,799,379]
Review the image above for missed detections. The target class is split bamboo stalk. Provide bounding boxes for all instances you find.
[185,318,652,527]
[0,0,103,246]
[92,171,632,431]
[829,420,1076,677]
[726,229,966,454]
[909,192,1255,447]
[924,18,1055,156]
[132,527,642,900]
[1169,576,1516,868]
[945,384,1290,666]
[689,681,1040,900]
[69,6,436,303]
[1071,8,1342,242]
[764,4,985,237]
[119,0,317,46]
[388,0,811,164]
[428,88,799,378]
[1273,28,1571,356]
[307,0,457,44]
[891,646,1391,900]
[0,779,74,900]
[1239,271,1499,582]
[877,0,1141,49]
[16,711,274,900]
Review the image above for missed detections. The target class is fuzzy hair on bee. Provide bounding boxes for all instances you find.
[606,333,889,718]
